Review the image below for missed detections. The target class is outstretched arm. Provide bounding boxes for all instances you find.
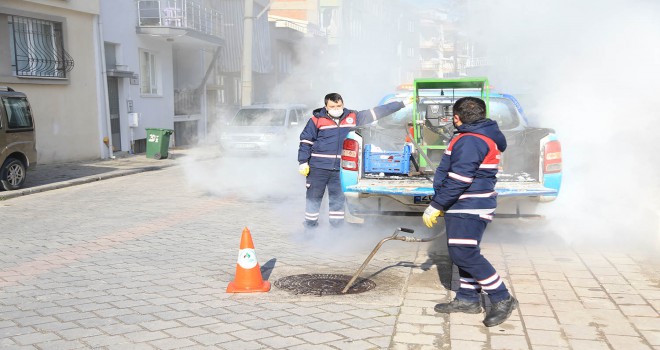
[355,101,406,126]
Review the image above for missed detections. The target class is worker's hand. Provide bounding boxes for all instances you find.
[298,163,310,176]
[422,205,444,228]
[404,95,415,106]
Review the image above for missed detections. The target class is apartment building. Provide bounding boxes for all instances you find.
[0,0,104,163]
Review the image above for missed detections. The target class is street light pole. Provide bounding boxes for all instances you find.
[241,0,254,106]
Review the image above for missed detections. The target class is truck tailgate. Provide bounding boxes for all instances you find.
[344,178,558,197]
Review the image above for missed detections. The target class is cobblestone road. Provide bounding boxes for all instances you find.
[0,155,658,349]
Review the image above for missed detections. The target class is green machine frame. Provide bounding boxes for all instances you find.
[412,77,490,168]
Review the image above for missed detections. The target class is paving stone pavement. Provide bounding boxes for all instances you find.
[0,147,658,349]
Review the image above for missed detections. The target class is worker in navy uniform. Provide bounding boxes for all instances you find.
[422,96,518,327]
[298,92,410,228]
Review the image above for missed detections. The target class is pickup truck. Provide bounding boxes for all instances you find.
[339,77,562,223]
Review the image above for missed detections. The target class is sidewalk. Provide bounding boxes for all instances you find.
[0,146,221,201]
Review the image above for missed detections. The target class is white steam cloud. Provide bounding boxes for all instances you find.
[187,0,660,252]
[465,0,660,250]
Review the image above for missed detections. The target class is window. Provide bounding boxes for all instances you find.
[8,15,74,78]
[140,50,160,95]
[2,97,33,129]
[408,47,415,57]
[489,99,520,130]
[230,109,287,127]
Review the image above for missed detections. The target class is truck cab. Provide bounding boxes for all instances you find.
[339,77,562,223]
[0,86,36,191]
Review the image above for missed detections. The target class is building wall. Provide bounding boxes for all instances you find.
[100,0,175,152]
[0,0,102,164]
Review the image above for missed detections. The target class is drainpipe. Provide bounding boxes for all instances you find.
[95,14,115,159]
[241,0,253,106]
[201,51,207,140]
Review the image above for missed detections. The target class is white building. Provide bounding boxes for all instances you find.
[99,0,225,154]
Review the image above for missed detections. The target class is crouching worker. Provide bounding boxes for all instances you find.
[298,92,412,229]
[422,96,518,327]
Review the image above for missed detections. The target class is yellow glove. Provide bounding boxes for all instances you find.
[298,163,310,176]
[404,95,415,106]
[422,205,444,228]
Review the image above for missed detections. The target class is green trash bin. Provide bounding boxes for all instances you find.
[145,128,174,159]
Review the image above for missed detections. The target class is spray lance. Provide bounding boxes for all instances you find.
[341,226,444,294]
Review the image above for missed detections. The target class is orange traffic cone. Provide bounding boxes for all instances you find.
[226,227,271,293]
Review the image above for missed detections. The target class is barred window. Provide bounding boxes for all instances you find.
[8,15,74,78]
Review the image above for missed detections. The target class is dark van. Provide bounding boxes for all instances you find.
[0,86,36,190]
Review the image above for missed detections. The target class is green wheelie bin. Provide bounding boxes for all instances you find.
[145,128,174,159]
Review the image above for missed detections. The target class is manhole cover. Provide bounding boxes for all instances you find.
[274,274,376,296]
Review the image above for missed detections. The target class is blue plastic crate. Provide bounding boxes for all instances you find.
[364,144,411,174]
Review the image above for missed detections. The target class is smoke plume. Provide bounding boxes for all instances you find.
[465,0,660,250]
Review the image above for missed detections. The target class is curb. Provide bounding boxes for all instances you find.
[0,163,175,201]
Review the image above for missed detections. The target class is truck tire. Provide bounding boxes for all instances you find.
[1,158,27,191]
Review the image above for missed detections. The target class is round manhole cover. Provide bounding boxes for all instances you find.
[274,274,376,296]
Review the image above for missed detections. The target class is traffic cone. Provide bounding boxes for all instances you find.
[226,227,271,293]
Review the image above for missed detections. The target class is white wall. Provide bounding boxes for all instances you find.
[100,0,175,151]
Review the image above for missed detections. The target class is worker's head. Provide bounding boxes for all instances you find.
[453,97,486,126]
[324,93,344,118]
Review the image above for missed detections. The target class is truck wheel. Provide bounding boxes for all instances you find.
[1,158,27,191]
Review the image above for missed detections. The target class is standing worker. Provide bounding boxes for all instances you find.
[298,93,411,229]
[422,97,517,327]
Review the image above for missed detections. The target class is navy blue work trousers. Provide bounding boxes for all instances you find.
[445,214,510,303]
[304,168,345,226]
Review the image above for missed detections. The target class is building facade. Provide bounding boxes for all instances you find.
[100,0,227,152]
[0,0,103,163]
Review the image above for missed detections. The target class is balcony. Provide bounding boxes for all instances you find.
[137,0,224,46]
[271,18,325,38]
[420,59,440,71]
[419,38,439,49]
[442,42,454,52]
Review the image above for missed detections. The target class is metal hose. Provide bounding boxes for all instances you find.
[341,227,443,294]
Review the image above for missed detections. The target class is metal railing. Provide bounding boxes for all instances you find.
[137,0,223,38]
[9,15,74,78]
[174,88,201,115]
[466,57,489,68]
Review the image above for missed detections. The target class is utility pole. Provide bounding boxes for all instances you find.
[241,0,253,106]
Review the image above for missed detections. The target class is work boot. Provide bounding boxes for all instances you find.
[434,298,482,314]
[302,221,318,229]
[483,295,518,327]
[329,220,344,229]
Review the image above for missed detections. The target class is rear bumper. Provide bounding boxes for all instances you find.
[344,181,559,219]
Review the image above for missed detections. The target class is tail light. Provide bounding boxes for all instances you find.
[543,140,562,174]
[341,139,359,171]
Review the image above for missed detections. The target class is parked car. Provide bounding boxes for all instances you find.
[0,86,37,191]
[219,104,309,156]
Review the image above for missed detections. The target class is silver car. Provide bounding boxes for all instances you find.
[220,104,309,156]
